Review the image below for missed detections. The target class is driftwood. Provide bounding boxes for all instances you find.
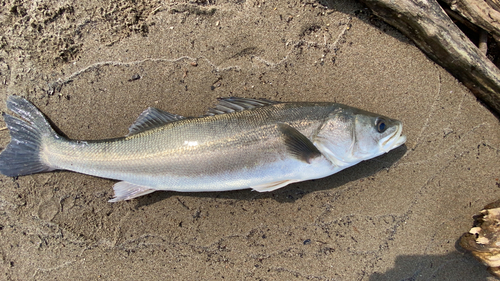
[442,0,500,45]
[359,0,500,116]
[460,200,500,278]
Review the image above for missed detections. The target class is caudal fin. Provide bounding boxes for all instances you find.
[0,96,59,177]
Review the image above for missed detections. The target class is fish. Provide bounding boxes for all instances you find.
[0,96,406,202]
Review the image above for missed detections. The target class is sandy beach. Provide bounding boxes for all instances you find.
[0,0,499,280]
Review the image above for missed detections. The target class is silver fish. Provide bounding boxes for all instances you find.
[0,96,406,202]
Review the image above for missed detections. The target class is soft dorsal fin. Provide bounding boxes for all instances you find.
[128,107,185,136]
[205,97,280,116]
[277,123,322,164]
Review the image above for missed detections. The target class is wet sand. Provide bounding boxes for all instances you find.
[0,0,499,280]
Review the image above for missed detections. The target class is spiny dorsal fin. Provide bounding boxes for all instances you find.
[277,123,322,164]
[205,97,280,116]
[128,107,185,136]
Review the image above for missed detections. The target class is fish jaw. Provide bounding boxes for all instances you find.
[379,121,406,153]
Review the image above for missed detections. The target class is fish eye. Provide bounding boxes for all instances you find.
[376,118,387,133]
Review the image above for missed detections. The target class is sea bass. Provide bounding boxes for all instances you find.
[0,96,406,202]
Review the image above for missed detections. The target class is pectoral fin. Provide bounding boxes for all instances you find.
[278,123,322,164]
[251,179,299,192]
[109,181,156,202]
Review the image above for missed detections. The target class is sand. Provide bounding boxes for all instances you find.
[0,0,499,280]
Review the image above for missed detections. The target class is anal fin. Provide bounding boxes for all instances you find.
[251,179,299,192]
[109,181,156,202]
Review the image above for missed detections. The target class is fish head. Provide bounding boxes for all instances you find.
[313,106,406,166]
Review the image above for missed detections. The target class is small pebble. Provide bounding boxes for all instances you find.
[129,74,141,81]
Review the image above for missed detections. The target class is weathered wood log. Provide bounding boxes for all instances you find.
[442,0,500,44]
[460,200,500,278]
[359,0,500,116]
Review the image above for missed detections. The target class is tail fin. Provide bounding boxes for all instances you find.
[0,96,59,177]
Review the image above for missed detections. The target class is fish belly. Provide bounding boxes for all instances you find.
[147,155,335,192]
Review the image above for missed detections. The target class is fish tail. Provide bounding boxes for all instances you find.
[0,95,60,177]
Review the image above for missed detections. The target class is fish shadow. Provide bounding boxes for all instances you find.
[135,145,407,207]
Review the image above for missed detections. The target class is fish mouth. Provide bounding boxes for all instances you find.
[380,122,406,152]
